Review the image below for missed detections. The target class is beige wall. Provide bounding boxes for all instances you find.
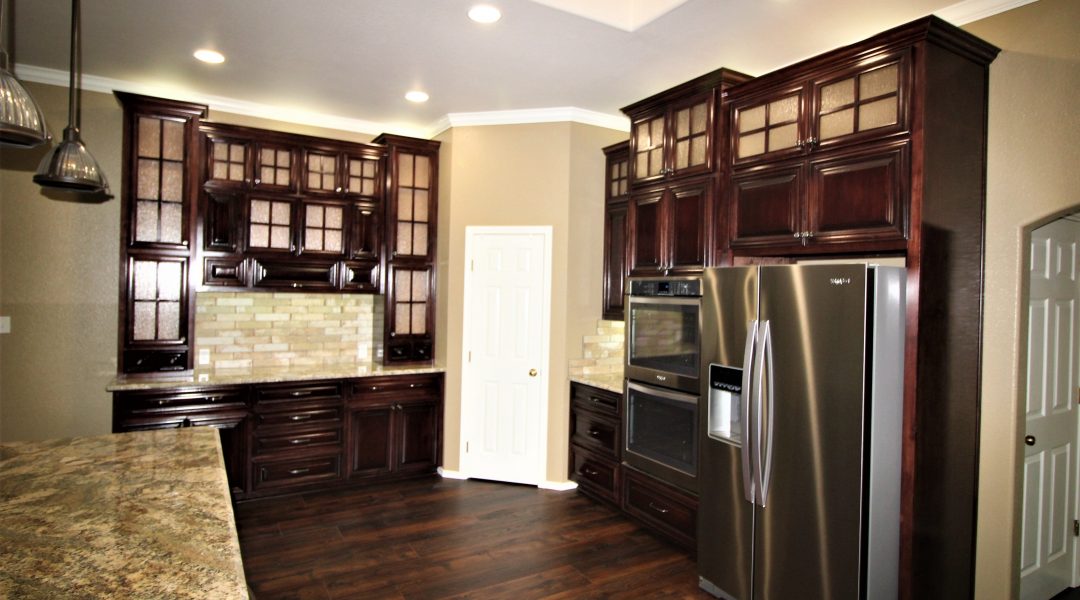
[435,122,625,481]
[965,0,1080,597]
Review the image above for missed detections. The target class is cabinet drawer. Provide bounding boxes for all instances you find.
[253,428,342,456]
[253,454,342,491]
[571,410,619,459]
[350,374,440,398]
[571,447,620,505]
[254,403,342,429]
[571,383,621,417]
[117,388,247,416]
[255,382,342,404]
[622,468,697,551]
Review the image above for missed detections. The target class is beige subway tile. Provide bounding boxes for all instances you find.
[254,313,291,322]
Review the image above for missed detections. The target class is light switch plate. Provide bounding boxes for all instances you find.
[198,348,210,365]
[0,316,10,334]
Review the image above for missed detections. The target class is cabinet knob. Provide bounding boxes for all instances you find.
[1025,435,1036,446]
[529,368,538,377]
[648,502,671,514]
[336,186,343,193]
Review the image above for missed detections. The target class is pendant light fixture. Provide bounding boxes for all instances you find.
[0,0,50,147]
[33,0,111,198]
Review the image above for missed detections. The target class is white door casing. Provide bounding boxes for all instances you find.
[1020,217,1080,600]
[459,226,551,485]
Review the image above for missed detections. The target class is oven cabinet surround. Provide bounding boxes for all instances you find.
[112,372,443,501]
[601,141,630,320]
[568,381,697,552]
[671,17,991,600]
[621,69,751,280]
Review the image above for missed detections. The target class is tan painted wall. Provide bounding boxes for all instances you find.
[964,0,1080,597]
[436,122,624,480]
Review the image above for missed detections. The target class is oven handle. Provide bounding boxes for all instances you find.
[625,380,700,405]
[626,295,702,307]
[740,320,758,505]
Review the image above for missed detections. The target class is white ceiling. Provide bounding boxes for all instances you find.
[10,0,1029,138]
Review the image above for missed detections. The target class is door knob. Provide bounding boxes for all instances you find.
[1025,435,1036,446]
[529,368,538,377]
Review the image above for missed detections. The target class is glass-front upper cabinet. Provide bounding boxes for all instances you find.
[732,89,805,165]
[253,142,296,192]
[132,116,188,246]
[206,134,251,189]
[392,151,434,260]
[629,90,715,185]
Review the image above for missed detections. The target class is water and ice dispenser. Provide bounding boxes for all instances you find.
[708,364,742,445]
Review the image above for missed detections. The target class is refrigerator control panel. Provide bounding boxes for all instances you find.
[708,364,742,445]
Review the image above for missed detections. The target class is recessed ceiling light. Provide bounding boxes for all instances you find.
[405,90,430,103]
[468,4,501,23]
[193,49,225,64]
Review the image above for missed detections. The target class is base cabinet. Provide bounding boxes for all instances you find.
[113,372,443,500]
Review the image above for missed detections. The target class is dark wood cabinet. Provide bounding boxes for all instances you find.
[347,373,443,480]
[622,466,698,552]
[569,382,622,507]
[602,141,629,321]
[628,177,713,276]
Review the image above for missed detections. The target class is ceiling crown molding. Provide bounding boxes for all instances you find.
[15,63,629,140]
[934,0,1039,25]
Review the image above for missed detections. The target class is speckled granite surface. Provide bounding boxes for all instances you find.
[569,373,624,394]
[107,362,445,391]
[0,429,248,599]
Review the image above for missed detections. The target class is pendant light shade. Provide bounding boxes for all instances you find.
[33,0,111,198]
[0,0,50,147]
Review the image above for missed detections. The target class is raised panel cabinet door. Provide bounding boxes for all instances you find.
[202,190,240,253]
[811,51,910,152]
[728,163,804,249]
[667,180,712,273]
[603,202,628,320]
[806,141,909,246]
[395,400,439,474]
[347,405,394,478]
[628,190,665,276]
[668,90,714,179]
[349,202,380,261]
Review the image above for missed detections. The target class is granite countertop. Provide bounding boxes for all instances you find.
[107,361,446,391]
[569,373,624,394]
[0,429,248,599]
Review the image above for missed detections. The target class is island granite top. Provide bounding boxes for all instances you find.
[107,362,446,392]
[0,428,248,599]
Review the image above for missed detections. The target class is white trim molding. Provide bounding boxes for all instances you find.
[539,480,579,492]
[437,468,469,480]
[444,107,630,133]
[934,0,1039,25]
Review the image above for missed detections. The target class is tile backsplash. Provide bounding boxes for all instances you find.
[194,292,382,370]
[569,319,625,378]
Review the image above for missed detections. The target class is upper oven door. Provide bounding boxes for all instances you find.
[626,295,701,393]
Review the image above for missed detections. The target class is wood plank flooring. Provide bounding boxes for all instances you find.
[235,476,711,599]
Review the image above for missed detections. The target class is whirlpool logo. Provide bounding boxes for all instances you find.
[829,277,852,286]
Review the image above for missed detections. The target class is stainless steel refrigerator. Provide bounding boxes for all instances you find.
[697,264,904,600]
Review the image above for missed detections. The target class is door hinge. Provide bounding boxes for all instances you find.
[1074,519,1079,537]
[471,260,475,272]
[466,441,469,453]
[468,350,472,362]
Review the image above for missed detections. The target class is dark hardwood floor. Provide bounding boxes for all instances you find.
[235,476,709,599]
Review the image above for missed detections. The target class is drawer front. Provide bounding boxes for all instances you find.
[622,468,697,550]
[571,383,621,417]
[350,374,441,398]
[117,388,247,417]
[253,428,342,456]
[571,410,619,459]
[255,403,342,429]
[253,454,342,491]
[255,382,342,404]
[571,447,619,505]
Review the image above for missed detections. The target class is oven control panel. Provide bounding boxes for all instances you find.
[629,278,701,297]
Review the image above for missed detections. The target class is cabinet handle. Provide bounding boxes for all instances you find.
[793,232,802,239]
[254,178,261,185]
[648,502,671,515]
[580,467,599,477]
[289,438,311,445]
[290,391,311,397]
[179,417,193,428]
[291,282,303,288]
[336,186,343,193]
[207,396,220,403]
[806,137,818,148]
[589,397,604,405]
[288,468,311,475]
[289,414,312,421]
[408,383,419,388]
[588,428,602,437]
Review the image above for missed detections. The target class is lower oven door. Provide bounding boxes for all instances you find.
[625,381,699,493]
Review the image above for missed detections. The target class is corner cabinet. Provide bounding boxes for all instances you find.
[374,134,441,364]
[601,141,629,320]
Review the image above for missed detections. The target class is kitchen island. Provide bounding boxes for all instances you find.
[0,428,248,599]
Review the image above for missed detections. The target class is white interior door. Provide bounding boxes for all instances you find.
[460,227,551,485]
[1020,216,1080,600]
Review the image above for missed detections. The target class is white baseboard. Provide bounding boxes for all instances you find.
[539,480,579,491]
[437,468,469,480]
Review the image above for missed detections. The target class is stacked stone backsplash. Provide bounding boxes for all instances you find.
[194,292,383,370]
[569,320,625,378]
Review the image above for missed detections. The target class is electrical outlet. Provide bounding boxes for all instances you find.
[198,349,210,366]
[0,316,10,334]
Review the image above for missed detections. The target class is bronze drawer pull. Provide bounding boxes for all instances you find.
[289,438,310,445]
[648,502,670,515]
[581,467,599,477]
[588,429,602,437]
[290,391,310,397]
[288,468,311,475]
[289,414,312,421]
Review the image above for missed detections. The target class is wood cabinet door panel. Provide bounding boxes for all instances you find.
[731,85,806,167]
[571,447,620,505]
[628,191,665,276]
[349,202,381,261]
[622,467,697,551]
[631,115,667,185]
[348,406,394,478]
[250,258,337,291]
[570,410,619,458]
[253,142,297,192]
[811,50,911,153]
[668,181,711,272]
[396,400,439,474]
[668,90,715,180]
[729,164,804,249]
[253,454,342,491]
[602,202,628,320]
[807,142,908,245]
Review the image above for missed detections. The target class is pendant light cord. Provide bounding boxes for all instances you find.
[0,0,10,70]
[68,0,79,133]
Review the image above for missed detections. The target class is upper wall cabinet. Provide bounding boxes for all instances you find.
[622,68,752,188]
[602,141,630,321]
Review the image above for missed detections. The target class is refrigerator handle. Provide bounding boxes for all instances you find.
[740,319,759,504]
[753,321,768,507]
[759,320,776,507]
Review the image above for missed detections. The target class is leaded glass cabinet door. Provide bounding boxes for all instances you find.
[391,151,435,261]
[299,201,346,257]
[131,115,189,247]
[246,197,296,253]
[344,152,382,200]
[668,90,714,179]
[253,142,297,192]
[731,86,805,166]
[303,149,342,196]
[631,113,667,185]
[206,134,251,189]
[811,51,910,152]
[387,265,434,362]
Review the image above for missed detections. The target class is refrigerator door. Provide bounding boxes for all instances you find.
[698,266,757,600]
[753,264,869,600]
